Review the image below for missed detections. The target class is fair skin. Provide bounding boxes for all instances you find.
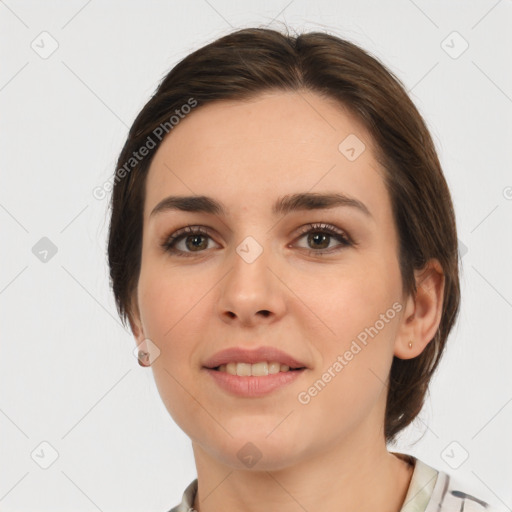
[130,90,445,512]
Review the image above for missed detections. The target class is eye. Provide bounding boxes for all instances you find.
[292,222,352,256]
[161,225,219,257]
[161,222,353,258]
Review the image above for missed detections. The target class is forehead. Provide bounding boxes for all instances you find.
[144,90,389,220]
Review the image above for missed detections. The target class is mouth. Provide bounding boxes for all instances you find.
[211,362,306,377]
[204,357,307,397]
[203,346,308,377]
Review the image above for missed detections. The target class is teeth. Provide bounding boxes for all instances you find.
[217,362,294,376]
[236,363,252,376]
[268,362,281,374]
[247,362,267,376]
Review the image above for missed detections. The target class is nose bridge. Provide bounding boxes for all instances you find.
[217,230,285,323]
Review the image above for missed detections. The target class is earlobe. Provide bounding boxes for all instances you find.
[394,259,445,360]
[129,314,152,367]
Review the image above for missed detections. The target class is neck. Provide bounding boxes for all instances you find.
[190,429,414,512]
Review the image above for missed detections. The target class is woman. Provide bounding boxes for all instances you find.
[107,27,500,512]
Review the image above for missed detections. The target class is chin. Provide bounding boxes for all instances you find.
[204,430,305,471]
[222,446,303,472]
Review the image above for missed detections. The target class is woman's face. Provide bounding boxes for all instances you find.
[132,90,411,469]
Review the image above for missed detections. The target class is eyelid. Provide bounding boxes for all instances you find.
[293,222,353,244]
[160,225,218,251]
[290,222,354,256]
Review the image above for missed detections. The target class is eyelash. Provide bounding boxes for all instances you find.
[161,222,353,258]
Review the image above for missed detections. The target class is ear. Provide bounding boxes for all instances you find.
[128,296,148,351]
[394,258,445,359]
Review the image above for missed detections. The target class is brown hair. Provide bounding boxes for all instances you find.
[107,26,460,444]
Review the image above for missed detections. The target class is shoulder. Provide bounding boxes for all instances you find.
[167,478,198,512]
[404,456,506,512]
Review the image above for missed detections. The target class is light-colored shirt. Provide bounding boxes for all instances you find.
[168,455,504,512]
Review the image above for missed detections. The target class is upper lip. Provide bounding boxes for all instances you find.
[203,346,307,369]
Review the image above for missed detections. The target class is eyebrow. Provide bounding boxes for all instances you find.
[150,192,372,219]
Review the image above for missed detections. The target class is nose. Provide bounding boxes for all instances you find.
[216,242,287,327]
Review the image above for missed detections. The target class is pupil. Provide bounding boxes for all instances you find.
[310,233,329,249]
[187,235,207,251]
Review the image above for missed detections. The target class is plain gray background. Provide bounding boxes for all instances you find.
[1,1,511,511]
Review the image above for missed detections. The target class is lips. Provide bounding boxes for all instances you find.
[203,346,307,370]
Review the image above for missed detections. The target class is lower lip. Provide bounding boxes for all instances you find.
[204,368,306,397]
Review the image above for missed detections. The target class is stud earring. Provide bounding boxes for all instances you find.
[408,341,413,349]
[138,350,151,367]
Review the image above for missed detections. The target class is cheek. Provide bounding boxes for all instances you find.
[289,262,400,406]
[137,265,200,359]
[295,277,398,435]
[137,269,212,433]
[290,262,400,345]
